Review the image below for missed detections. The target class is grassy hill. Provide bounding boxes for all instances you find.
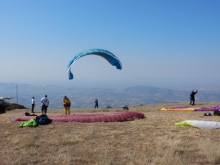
[1,102,220,165]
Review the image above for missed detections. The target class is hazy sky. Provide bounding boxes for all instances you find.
[1,0,220,89]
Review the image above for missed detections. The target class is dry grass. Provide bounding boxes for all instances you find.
[1,102,220,165]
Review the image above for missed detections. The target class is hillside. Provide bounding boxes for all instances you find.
[1,102,220,165]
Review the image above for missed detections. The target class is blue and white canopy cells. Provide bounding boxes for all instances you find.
[67,49,122,79]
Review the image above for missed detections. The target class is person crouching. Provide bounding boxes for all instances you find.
[62,96,71,115]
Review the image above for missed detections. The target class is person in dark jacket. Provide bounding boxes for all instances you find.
[190,90,198,105]
[94,99,98,109]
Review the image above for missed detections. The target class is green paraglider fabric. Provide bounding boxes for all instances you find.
[175,121,195,127]
[19,119,38,128]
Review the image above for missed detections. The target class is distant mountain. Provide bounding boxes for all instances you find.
[0,82,220,109]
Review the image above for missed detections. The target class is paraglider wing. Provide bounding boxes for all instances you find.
[67,49,122,79]
[14,111,145,123]
[175,120,220,129]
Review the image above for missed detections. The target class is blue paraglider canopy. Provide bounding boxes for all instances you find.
[67,49,122,79]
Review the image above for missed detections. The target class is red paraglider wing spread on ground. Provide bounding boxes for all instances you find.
[14,111,145,123]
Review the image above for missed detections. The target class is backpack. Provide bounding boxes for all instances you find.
[36,115,52,125]
[204,112,212,116]
[123,105,129,110]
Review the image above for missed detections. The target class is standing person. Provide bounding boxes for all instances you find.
[190,90,198,105]
[94,98,98,109]
[41,95,49,115]
[62,96,71,115]
[31,97,35,113]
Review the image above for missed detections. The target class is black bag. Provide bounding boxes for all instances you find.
[25,112,37,116]
[25,112,30,116]
[214,110,220,116]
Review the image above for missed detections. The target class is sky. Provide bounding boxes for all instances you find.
[0,0,220,89]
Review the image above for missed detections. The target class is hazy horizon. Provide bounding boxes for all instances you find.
[1,81,220,91]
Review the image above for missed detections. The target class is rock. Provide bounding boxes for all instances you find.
[4,102,27,111]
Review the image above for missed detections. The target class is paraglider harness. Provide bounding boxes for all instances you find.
[204,112,212,116]
[36,115,52,125]
[25,112,37,116]
[123,105,129,110]
[214,110,220,116]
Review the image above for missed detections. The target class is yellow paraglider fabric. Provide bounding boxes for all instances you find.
[160,108,194,112]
